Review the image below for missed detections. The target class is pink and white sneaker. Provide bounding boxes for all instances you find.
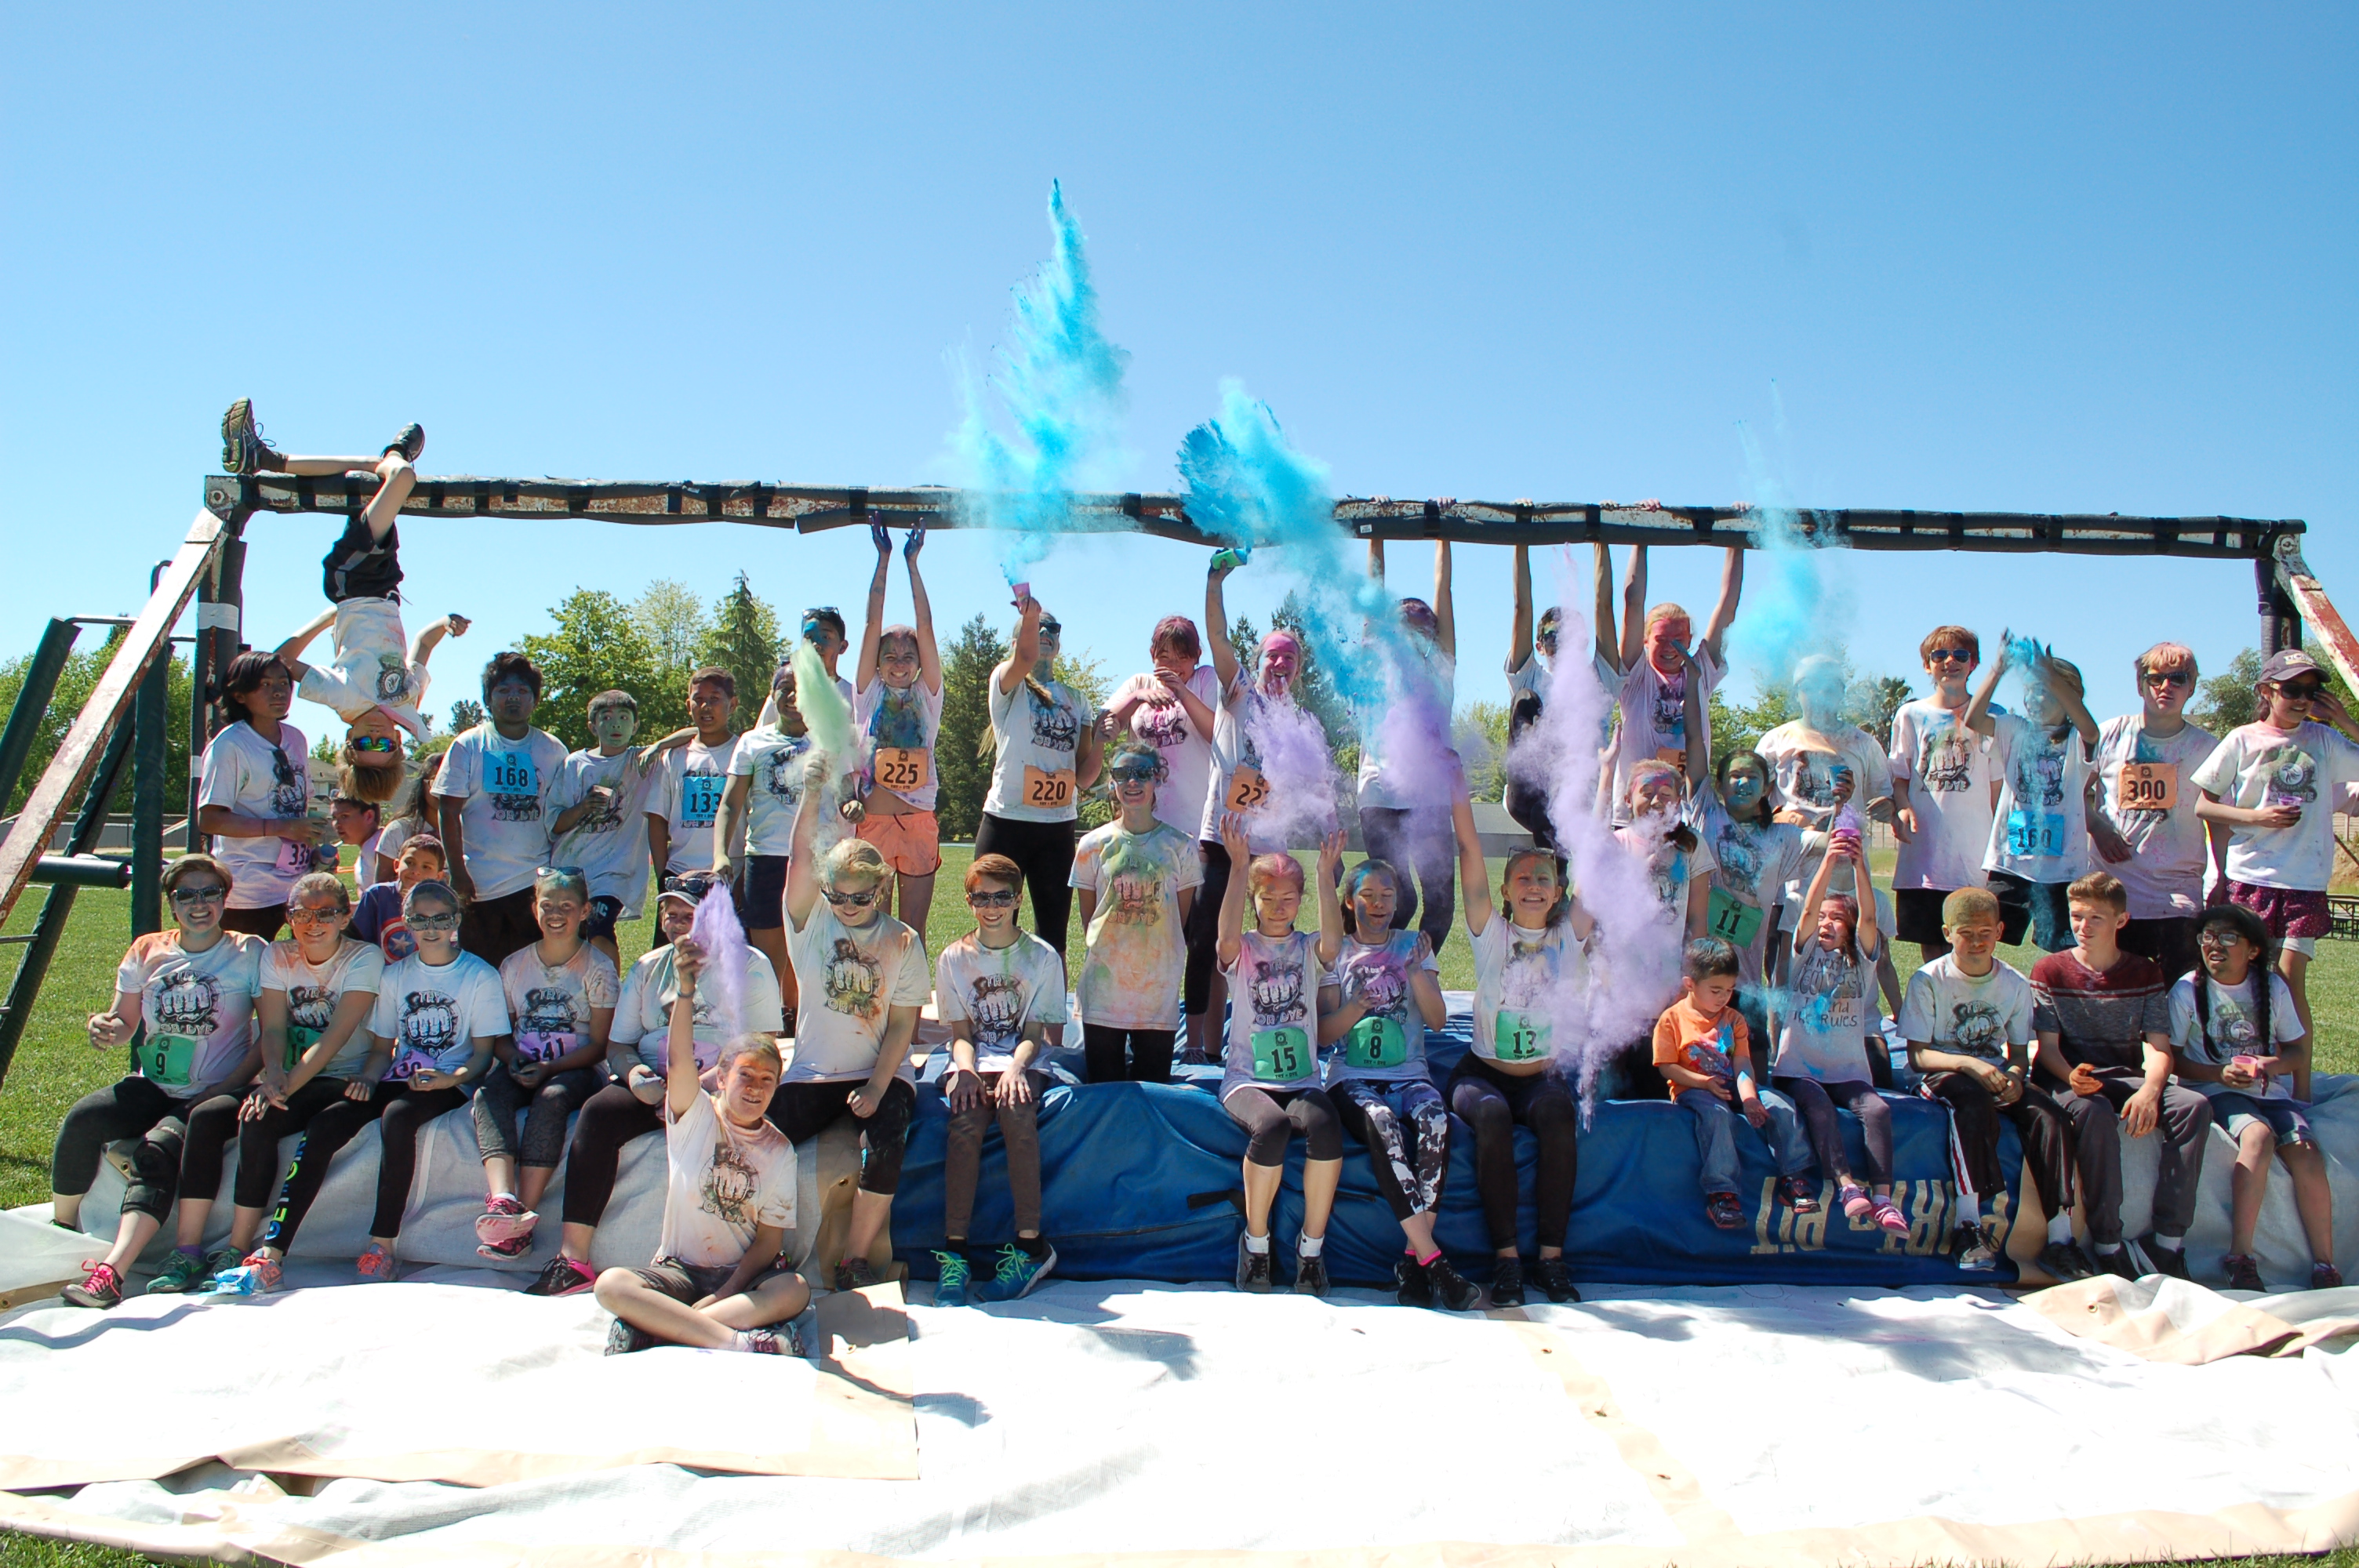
[1840,1184,1874,1220]
[354,1243,397,1283]
[474,1195,539,1255]
[1870,1195,1910,1235]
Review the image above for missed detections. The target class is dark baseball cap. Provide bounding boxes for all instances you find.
[2259,649,2325,687]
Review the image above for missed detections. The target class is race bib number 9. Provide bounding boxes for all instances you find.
[138,1033,198,1086]
[1225,764,1271,813]
[486,750,539,797]
[1250,1025,1313,1081]
[2117,762,2177,811]
[1023,766,1076,811]
[1345,1015,1407,1069]
[284,1024,322,1073]
[1493,1009,1548,1062]
[1706,887,1765,949]
[874,747,930,793]
[679,772,723,827]
[2005,810,2066,858]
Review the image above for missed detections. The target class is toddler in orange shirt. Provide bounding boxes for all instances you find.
[1654,937,1820,1230]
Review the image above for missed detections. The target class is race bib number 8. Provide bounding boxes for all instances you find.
[874,747,930,793]
[679,772,723,827]
[1493,1010,1548,1062]
[284,1024,321,1073]
[1225,764,1271,813]
[1023,766,1076,811]
[486,750,539,797]
[1250,1025,1312,1081]
[1345,1015,1407,1069]
[2117,762,2177,811]
[1706,887,1765,949]
[2005,810,2066,858]
[138,1033,198,1086]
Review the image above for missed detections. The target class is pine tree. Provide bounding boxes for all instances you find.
[936,613,1009,842]
[696,572,783,732]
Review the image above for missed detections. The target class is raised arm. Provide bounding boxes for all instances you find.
[410,612,469,668]
[1207,557,1241,694]
[1700,545,1743,666]
[1961,641,2007,738]
[1617,546,1648,673]
[784,756,827,931]
[1216,812,1252,971]
[1314,828,1347,967]
[1593,543,1617,672]
[998,597,1044,696]
[906,524,942,694]
[274,606,338,677]
[1452,787,1494,938]
[664,938,705,1119]
[856,524,891,691]
[1508,544,1533,674]
[1430,541,1455,661]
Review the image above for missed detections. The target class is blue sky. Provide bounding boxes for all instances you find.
[3,5,2351,743]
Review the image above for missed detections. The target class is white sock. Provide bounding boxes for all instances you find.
[2047,1213,2074,1244]
[1243,1232,1270,1255]
[1296,1233,1324,1258]
[1957,1195,1982,1226]
[2151,1233,2184,1253]
[2096,1240,2125,1254]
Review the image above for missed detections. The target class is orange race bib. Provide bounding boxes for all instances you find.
[1654,746,1688,775]
[1225,764,1271,813]
[2117,762,2177,811]
[874,747,931,793]
[1023,765,1075,811]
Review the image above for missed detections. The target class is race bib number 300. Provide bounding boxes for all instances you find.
[679,772,723,827]
[2006,810,2066,858]
[1250,1025,1312,1082]
[874,747,930,793]
[1493,1010,1549,1062]
[1023,766,1075,811]
[2117,762,2177,811]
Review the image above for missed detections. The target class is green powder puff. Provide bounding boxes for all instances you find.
[791,639,854,763]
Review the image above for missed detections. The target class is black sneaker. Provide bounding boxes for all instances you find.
[525,1254,598,1298]
[220,398,285,475]
[1531,1256,1580,1304]
[2314,1262,2344,1290]
[1394,1256,1433,1308]
[2139,1235,2192,1282]
[1235,1235,1274,1293]
[2035,1240,2095,1283]
[1291,1247,1329,1297]
[384,422,425,462]
[1488,1255,1526,1308]
[1425,1255,1484,1312]
[2223,1254,2266,1291]
[834,1255,881,1292]
[2095,1245,2140,1281]
[605,1317,656,1356]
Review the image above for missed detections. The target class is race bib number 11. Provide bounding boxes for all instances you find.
[1706,887,1765,949]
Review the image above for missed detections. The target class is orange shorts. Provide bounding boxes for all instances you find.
[856,808,942,877]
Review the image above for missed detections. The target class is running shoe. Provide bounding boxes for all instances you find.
[384,422,425,462]
[2095,1245,2140,1281]
[1777,1174,1820,1214]
[1426,1256,1485,1312]
[982,1242,1057,1302]
[1839,1183,1873,1220]
[932,1250,972,1308]
[211,1251,282,1296]
[474,1196,538,1256]
[743,1324,801,1356]
[2139,1234,2192,1282]
[477,1232,533,1262]
[220,399,286,474]
[2035,1240,2095,1283]
[1705,1192,1746,1231]
[605,1317,656,1356]
[1394,1257,1433,1308]
[525,1254,597,1298]
[1291,1247,1329,1298]
[1531,1256,1581,1304]
[1952,1224,2000,1273]
[1488,1255,1527,1309]
[1235,1235,1274,1293]
[1870,1195,1910,1235]
[354,1243,397,1283]
[834,1254,881,1292]
[2222,1254,2265,1292]
[146,1250,212,1295]
[60,1261,124,1310]
[2313,1262,2343,1290]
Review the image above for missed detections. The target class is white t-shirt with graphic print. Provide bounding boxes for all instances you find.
[2189,720,2359,892]
[729,727,814,858]
[367,950,509,1087]
[296,596,430,739]
[1111,664,1223,838]
[933,930,1068,1073]
[2095,715,2219,920]
[434,724,568,902]
[499,942,620,1067]
[1607,647,1723,820]
[1070,818,1201,1030]
[197,720,314,911]
[1982,715,2095,885]
[1469,916,1586,1065]
[551,747,666,918]
[117,931,265,1099]
[2168,971,2305,1102]
[1888,698,1999,893]
[783,904,932,1084]
[657,1086,798,1271]
[1897,953,2034,1065]
[261,936,383,1080]
[856,679,945,812]
[983,670,1095,824]
[1219,927,1325,1099]
[655,735,744,875]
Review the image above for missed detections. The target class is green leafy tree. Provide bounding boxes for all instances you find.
[1456,699,1510,804]
[695,572,783,731]
[448,698,488,737]
[633,579,711,676]
[0,631,193,815]
[936,613,1009,842]
[2190,648,2261,736]
[519,589,666,751]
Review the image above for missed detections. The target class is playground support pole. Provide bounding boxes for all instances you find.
[131,561,169,937]
[0,620,78,816]
[187,488,248,831]
[2258,554,2303,657]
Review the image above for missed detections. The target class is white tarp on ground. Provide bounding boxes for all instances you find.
[3,1264,2357,1566]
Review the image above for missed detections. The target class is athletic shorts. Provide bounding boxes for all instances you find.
[744,855,787,932]
[2206,1091,2312,1148]
[2228,880,2329,958]
[1892,887,1957,947]
[856,809,942,877]
[583,895,623,943]
[1986,871,2056,950]
[628,1254,791,1304]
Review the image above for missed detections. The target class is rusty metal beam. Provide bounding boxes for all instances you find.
[208,473,2300,563]
[0,508,226,931]
[2275,535,2359,698]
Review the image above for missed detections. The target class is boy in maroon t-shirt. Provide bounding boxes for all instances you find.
[2030,871,2213,1281]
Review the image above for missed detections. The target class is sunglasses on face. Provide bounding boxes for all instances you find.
[348,735,400,753]
[967,889,1020,908]
[1110,766,1159,784]
[288,906,344,925]
[2281,683,2324,700]
[169,885,227,907]
[406,912,461,932]
[2143,669,2194,688]
[1927,648,1974,664]
[823,887,878,908]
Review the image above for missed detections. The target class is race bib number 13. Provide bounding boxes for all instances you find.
[1493,1010,1548,1062]
[1023,766,1075,811]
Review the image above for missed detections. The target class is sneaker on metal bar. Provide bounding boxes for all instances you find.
[354,1243,397,1283]
[1425,1255,1485,1312]
[146,1250,211,1295]
[2313,1262,2343,1290]
[525,1255,596,1298]
[605,1317,656,1356]
[932,1250,972,1308]
[1291,1247,1329,1298]
[983,1242,1057,1302]
[834,1254,881,1293]
[211,1251,282,1297]
[220,398,287,474]
[1394,1257,1433,1308]
[2222,1254,2266,1292]
[60,1262,124,1310]
[384,423,425,462]
[1235,1234,1274,1293]
[2139,1233,2192,1283]
[1530,1256,1580,1304]
[1488,1255,1527,1309]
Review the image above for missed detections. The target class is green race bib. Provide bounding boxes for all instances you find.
[283,1024,322,1073]
[1250,1025,1313,1082]
[1492,1009,1549,1063]
[1345,1015,1408,1069]
[1705,887,1765,949]
[139,1033,198,1086]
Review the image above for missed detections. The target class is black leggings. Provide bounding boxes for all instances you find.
[973,813,1077,964]
[264,1081,464,1249]
[1223,1086,1343,1167]
[1448,1054,1580,1253]
[471,1063,602,1169]
[234,1076,352,1209]
[1773,1076,1894,1187]
[1082,1025,1176,1083]
[1183,840,1232,1019]
[1357,803,1457,957]
[767,1077,918,1195]
[1332,1077,1451,1221]
[52,1076,241,1223]
[558,1081,663,1228]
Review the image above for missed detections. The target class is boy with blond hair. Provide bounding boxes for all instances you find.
[2090,643,2216,984]
[1889,626,2003,959]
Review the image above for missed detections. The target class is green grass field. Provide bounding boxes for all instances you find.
[2,848,2355,1564]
